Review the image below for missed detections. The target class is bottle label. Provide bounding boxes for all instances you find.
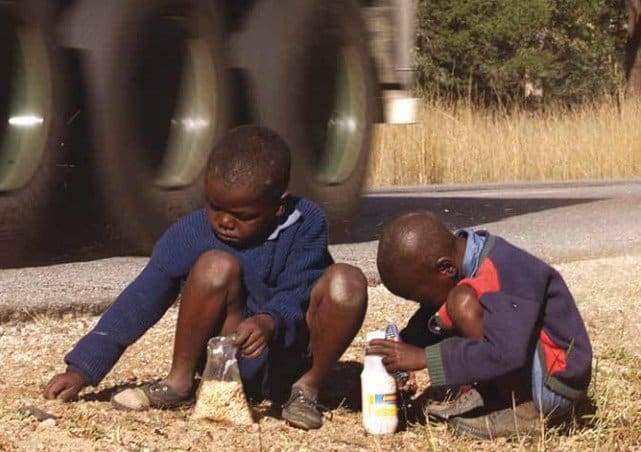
[366,393,398,416]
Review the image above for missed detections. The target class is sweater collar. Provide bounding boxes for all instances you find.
[267,209,302,240]
[456,228,487,278]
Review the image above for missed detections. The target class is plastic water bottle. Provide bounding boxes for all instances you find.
[361,330,399,434]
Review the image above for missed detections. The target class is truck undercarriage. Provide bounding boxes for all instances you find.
[0,0,416,267]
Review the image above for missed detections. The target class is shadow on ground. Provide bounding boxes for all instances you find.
[333,195,600,244]
[320,361,363,412]
[3,192,601,268]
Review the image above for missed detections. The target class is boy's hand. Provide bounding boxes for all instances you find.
[366,339,427,372]
[43,370,87,401]
[234,314,275,358]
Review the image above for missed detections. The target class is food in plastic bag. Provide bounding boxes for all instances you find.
[192,335,254,425]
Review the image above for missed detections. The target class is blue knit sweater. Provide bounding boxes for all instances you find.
[65,197,333,386]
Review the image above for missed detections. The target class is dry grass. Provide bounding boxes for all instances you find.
[367,98,641,187]
[1,256,640,451]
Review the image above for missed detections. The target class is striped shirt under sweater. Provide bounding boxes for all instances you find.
[65,197,333,386]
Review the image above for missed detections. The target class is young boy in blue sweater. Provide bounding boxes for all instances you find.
[368,211,592,439]
[43,126,368,430]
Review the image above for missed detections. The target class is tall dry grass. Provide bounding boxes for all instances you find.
[367,97,641,187]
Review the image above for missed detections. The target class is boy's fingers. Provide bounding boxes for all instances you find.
[382,360,401,372]
[242,341,265,358]
[240,330,260,352]
[234,329,251,346]
[239,330,256,350]
[43,386,57,400]
[381,355,405,371]
[367,340,397,354]
[43,378,64,399]
[58,385,80,402]
[43,380,54,398]
[368,339,394,347]
[366,344,391,356]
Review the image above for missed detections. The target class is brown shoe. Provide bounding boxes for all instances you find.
[448,401,541,439]
[425,386,485,420]
[281,386,329,430]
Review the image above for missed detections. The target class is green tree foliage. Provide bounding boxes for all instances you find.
[415,0,627,105]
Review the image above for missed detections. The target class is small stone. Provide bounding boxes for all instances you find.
[112,387,150,410]
[20,403,57,422]
[39,418,56,428]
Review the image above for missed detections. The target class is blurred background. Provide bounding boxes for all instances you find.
[1,0,640,268]
[369,0,641,187]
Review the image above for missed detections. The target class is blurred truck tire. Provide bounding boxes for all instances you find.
[0,0,63,267]
[240,0,376,235]
[1,0,415,263]
[85,0,229,252]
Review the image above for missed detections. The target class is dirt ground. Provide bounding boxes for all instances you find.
[1,256,640,451]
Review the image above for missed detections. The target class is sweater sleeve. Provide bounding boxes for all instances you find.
[256,208,332,349]
[63,218,199,386]
[424,291,541,387]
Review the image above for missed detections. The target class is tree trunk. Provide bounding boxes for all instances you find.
[626,0,641,91]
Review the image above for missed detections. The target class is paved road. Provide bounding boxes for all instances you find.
[1,179,640,321]
[332,179,641,282]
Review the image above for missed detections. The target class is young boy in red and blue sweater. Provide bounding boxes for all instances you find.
[368,211,592,439]
[43,126,368,430]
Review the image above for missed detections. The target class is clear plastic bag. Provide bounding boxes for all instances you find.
[192,335,254,425]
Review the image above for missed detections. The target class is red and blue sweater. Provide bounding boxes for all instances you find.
[420,233,592,400]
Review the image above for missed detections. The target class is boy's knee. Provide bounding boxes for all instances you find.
[323,263,368,309]
[447,285,482,327]
[189,250,241,290]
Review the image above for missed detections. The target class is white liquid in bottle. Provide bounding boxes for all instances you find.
[361,330,399,434]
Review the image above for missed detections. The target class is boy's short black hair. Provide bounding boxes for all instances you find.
[207,125,291,202]
[377,211,455,275]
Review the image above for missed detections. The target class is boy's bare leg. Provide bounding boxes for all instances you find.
[424,288,486,419]
[282,263,367,429]
[161,250,245,394]
[447,285,484,340]
[446,293,540,438]
[295,263,368,394]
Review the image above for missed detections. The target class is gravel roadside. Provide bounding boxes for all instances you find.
[2,249,641,324]
[0,255,640,450]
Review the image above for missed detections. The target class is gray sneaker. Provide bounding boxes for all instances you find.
[281,386,329,430]
[448,401,541,439]
[425,386,485,420]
